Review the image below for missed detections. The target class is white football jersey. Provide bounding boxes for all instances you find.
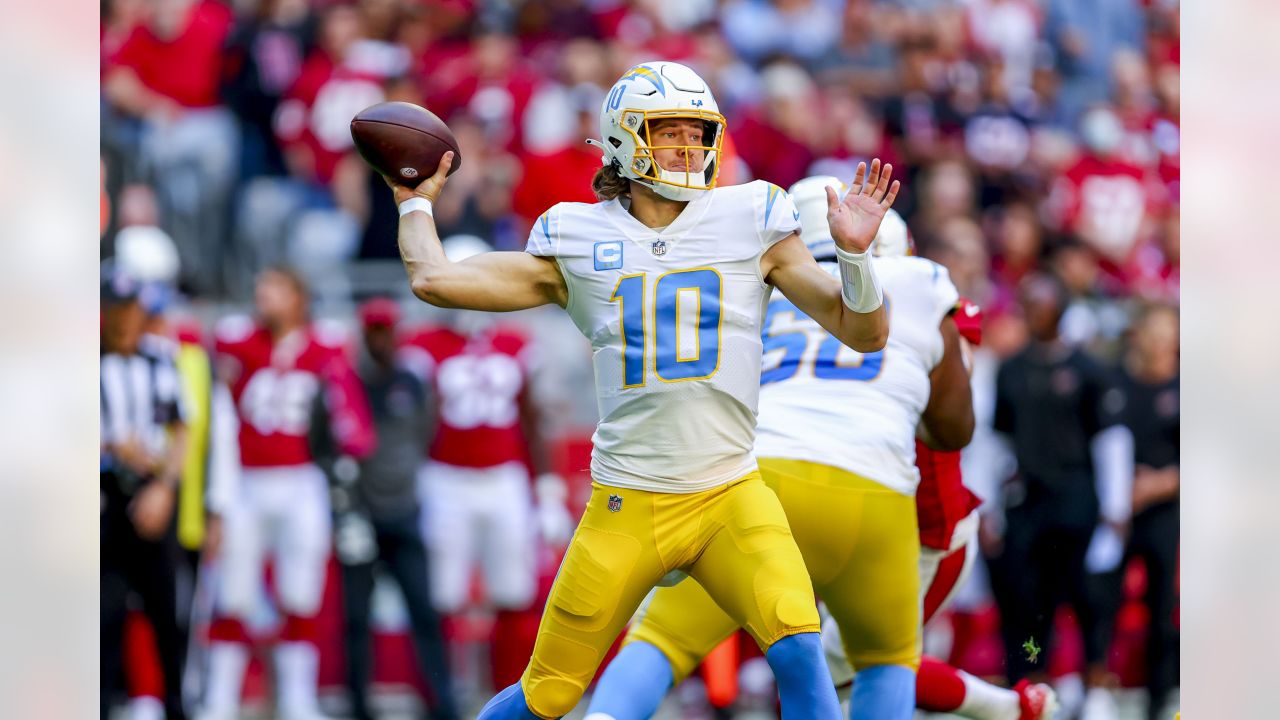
[754,256,960,495]
[526,180,800,493]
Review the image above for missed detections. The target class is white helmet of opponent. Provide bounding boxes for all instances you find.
[788,175,912,260]
[589,61,726,202]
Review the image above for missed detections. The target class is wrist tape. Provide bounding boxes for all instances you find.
[398,197,433,218]
[835,245,884,313]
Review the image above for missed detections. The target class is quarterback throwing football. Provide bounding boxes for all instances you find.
[388,61,897,719]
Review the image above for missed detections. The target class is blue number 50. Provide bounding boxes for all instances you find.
[761,298,884,384]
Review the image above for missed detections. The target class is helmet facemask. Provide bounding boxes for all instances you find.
[619,110,725,201]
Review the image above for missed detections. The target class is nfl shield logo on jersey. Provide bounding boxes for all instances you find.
[608,494,623,512]
[651,240,667,256]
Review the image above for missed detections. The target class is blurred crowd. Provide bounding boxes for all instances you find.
[100,0,1179,718]
[101,0,1179,313]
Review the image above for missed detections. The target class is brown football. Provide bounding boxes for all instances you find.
[350,102,462,186]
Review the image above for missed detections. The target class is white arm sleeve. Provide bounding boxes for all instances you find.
[205,382,241,515]
[1091,424,1135,523]
[1086,424,1133,574]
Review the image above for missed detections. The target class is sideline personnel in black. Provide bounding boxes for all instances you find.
[987,273,1131,688]
[100,270,189,719]
[330,298,458,720]
[1119,303,1180,720]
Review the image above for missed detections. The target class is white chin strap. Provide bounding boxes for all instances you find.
[647,166,709,201]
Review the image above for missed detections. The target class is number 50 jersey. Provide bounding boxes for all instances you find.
[755,256,960,495]
[527,180,800,493]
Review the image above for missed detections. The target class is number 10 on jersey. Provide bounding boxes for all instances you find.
[610,268,723,387]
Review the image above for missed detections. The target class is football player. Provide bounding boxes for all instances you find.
[818,286,1058,717]
[386,61,897,719]
[584,180,996,720]
[199,268,376,720]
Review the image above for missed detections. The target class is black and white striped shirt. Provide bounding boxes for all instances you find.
[100,336,187,474]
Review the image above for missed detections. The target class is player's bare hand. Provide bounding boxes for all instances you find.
[387,151,455,205]
[130,482,176,541]
[1132,465,1179,514]
[826,158,900,255]
[113,437,159,477]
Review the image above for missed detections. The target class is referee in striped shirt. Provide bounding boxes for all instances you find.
[100,269,190,720]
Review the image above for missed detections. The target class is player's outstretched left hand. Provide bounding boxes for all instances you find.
[826,158,900,255]
[385,151,456,206]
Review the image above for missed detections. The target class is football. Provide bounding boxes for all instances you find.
[350,102,462,187]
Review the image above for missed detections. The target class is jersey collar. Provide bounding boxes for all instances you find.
[602,190,714,254]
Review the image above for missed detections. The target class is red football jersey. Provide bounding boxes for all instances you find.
[215,317,376,468]
[399,325,532,469]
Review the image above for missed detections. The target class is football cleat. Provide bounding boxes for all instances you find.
[1015,679,1060,720]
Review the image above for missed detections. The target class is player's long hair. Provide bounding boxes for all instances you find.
[592,162,631,201]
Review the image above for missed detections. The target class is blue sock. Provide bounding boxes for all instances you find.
[765,632,842,719]
[477,682,542,720]
[848,664,916,720]
[584,641,674,720]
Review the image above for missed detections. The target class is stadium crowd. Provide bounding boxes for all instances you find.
[99,0,1179,718]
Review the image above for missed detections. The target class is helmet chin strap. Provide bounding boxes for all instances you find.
[649,177,705,202]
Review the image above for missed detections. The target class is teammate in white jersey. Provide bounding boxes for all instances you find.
[586,176,976,720]
[385,61,897,719]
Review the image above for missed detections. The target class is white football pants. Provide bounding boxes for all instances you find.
[218,463,332,618]
[419,460,537,613]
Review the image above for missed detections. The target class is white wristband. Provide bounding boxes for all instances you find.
[398,197,433,218]
[834,245,884,313]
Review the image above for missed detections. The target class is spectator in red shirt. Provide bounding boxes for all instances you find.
[513,83,605,231]
[425,30,541,154]
[244,3,411,305]
[1044,105,1153,266]
[103,0,239,296]
[273,3,393,189]
[730,60,817,188]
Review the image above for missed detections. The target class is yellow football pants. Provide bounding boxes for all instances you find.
[627,458,921,683]
[519,472,819,719]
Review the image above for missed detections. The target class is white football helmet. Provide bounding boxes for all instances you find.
[114,225,180,284]
[788,174,912,260]
[872,208,912,258]
[588,61,726,202]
